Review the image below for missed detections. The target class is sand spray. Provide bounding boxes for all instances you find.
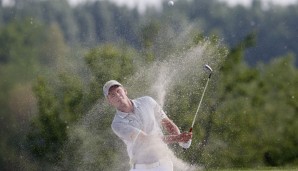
[60,39,226,170]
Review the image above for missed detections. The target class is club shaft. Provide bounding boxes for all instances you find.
[189,77,210,132]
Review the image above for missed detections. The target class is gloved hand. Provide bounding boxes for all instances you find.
[179,139,192,149]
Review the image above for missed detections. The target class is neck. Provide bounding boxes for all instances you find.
[118,99,134,113]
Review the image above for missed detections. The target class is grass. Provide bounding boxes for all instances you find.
[210,168,298,171]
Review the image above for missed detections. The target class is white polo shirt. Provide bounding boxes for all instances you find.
[111,96,170,164]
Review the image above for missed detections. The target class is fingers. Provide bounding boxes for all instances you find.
[185,132,192,141]
[183,132,193,138]
[178,132,192,142]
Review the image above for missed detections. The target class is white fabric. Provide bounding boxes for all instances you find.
[179,139,192,149]
[130,159,173,171]
[111,96,171,165]
[134,161,160,169]
[103,80,122,96]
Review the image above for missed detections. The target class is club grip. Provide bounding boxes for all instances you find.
[189,127,193,132]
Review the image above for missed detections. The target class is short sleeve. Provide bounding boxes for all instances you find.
[148,97,168,122]
[111,121,142,143]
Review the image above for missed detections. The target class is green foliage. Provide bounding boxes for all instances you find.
[57,73,84,122]
[26,73,86,165]
[0,1,298,170]
[38,23,70,66]
[139,21,161,63]
[61,106,130,171]
[27,77,67,163]
[258,56,298,166]
[2,0,298,65]
[197,38,298,168]
[161,33,297,169]
[0,18,62,169]
[0,19,43,66]
[140,21,160,49]
[84,44,137,98]
[23,43,138,169]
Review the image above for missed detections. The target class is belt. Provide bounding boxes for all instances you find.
[132,161,160,169]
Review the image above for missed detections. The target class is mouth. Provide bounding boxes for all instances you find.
[117,96,125,103]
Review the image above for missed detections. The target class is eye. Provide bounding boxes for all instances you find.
[109,93,116,98]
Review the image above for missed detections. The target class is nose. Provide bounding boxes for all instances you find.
[115,93,121,99]
[112,92,122,99]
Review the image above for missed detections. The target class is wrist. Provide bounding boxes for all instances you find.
[163,134,179,144]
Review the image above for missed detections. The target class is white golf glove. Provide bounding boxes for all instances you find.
[179,139,192,149]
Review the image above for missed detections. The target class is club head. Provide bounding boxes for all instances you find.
[204,64,213,72]
[204,64,213,78]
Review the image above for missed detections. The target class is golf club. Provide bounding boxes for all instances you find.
[189,64,213,132]
[180,64,213,149]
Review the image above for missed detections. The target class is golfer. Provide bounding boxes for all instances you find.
[103,80,192,171]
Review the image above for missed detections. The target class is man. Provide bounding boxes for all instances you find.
[103,80,192,171]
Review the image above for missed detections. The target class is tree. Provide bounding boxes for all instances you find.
[24,43,138,169]
[258,55,298,166]
[0,19,49,170]
[196,34,298,168]
[26,78,67,164]
[84,44,137,101]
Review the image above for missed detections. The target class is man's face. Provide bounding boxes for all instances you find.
[107,86,128,108]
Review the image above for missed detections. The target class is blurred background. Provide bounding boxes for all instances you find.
[0,0,297,170]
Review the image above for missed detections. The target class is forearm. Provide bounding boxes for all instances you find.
[162,134,181,144]
[161,118,180,135]
[160,118,193,144]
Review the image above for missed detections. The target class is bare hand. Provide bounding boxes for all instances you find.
[177,132,192,142]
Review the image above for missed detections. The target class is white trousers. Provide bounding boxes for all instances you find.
[130,160,173,171]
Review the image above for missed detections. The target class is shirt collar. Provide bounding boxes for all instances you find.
[116,99,139,119]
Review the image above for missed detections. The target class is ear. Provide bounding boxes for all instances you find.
[106,96,112,105]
